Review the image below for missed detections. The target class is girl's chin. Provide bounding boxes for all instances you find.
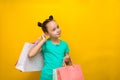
[51,35,61,39]
[55,36,61,39]
[57,35,61,37]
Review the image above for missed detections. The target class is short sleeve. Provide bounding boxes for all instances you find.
[65,43,70,54]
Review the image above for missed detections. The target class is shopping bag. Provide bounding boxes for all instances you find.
[56,58,84,80]
[15,42,44,72]
[53,69,58,80]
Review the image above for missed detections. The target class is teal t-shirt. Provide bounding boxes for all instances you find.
[40,38,70,80]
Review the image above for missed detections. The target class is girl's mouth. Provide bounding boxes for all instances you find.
[57,33,61,35]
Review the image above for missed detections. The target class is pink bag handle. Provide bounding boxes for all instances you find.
[32,37,41,46]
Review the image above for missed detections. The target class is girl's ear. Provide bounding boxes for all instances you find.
[44,32,49,36]
[49,15,53,20]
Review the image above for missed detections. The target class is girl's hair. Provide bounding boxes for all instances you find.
[38,15,54,33]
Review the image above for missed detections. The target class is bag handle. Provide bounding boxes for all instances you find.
[32,37,41,45]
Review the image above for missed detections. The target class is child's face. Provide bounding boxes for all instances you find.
[46,21,61,39]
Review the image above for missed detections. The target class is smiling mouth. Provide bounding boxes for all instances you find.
[57,33,61,35]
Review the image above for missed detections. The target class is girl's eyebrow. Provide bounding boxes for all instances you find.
[51,25,58,31]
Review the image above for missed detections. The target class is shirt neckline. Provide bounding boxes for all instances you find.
[48,38,61,46]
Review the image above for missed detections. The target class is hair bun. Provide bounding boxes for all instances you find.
[38,22,43,27]
[49,15,53,20]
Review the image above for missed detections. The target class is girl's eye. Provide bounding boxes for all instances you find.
[52,25,59,31]
[53,28,56,31]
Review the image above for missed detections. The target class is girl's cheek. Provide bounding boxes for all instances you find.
[59,29,61,32]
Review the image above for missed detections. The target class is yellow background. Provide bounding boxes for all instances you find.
[0,0,120,80]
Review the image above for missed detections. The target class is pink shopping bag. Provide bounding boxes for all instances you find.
[56,58,84,80]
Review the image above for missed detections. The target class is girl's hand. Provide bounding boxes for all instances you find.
[63,54,70,66]
[41,34,47,43]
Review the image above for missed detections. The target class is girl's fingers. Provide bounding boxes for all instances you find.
[37,36,42,41]
[42,34,46,39]
[62,62,66,67]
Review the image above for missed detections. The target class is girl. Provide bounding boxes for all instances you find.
[28,15,70,80]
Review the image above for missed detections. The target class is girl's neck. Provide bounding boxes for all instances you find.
[50,38,60,44]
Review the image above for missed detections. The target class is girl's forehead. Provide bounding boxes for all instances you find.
[47,21,58,29]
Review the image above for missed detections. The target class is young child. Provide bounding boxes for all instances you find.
[28,15,70,80]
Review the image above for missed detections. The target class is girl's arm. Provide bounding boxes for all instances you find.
[64,53,70,60]
[28,34,46,58]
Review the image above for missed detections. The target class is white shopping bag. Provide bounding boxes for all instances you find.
[53,69,58,80]
[15,42,44,72]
